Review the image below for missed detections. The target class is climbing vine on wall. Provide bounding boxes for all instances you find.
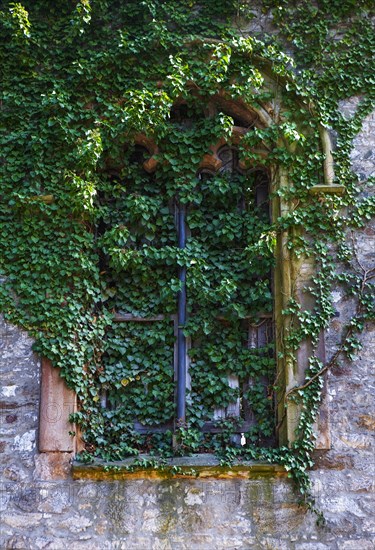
[0,0,374,515]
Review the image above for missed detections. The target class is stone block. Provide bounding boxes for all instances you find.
[4,535,32,549]
[336,433,373,451]
[258,538,292,549]
[13,429,36,453]
[312,451,354,470]
[12,485,41,513]
[361,518,375,536]
[358,415,375,430]
[56,515,93,534]
[295,544,331,550]
[323,496,366,517]
[34,451,73,480]
[2,512,43,528]
[39,359,76,453]
[338,540,375,550]
[3,464,30,482]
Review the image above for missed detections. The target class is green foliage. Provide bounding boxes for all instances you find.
[0,0,374,517]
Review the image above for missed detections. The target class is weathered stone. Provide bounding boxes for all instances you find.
[4,535,32,549]
[0,401,18,411]
[312,451,354,470]
[345,474,375,493]
[323,496,367,517]
[56,515,93,534]
[34,451,73,481]
[338,540,375,550]
[295,544,331,550]
[33,483,74,514]
[0,487,10,513]
[35,538,85,550]
[39,358,76,453]
[258,538,292,549]
[358,414,375,430]
[2,513,43,528]
[13,429,36,452]
[34,537,57,549]
[13,486,41,512]
[336,433,373,450]
[3,469,20,483]
[0,385,18,398]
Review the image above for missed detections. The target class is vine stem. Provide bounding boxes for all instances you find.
[286,254,375,399]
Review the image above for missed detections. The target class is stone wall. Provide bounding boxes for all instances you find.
[1,108,374,550]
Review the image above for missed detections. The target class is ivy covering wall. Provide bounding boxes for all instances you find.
[0,0,374,511]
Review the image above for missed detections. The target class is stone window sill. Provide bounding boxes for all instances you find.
[72,454,286,480]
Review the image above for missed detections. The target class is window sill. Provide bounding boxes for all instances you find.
[72,454,286,480]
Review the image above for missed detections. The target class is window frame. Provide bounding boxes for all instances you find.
[38,94,341,457]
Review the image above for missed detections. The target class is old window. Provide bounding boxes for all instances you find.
[89,105,276,457]
[38,90,339,459]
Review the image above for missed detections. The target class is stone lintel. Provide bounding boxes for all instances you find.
[72,454,286,480]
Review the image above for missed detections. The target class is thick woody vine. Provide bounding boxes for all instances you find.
[0,0,374,516]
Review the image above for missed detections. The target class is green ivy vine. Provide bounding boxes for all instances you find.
[0,0,374,519]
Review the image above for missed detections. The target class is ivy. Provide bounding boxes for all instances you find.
[0,0,374,520]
